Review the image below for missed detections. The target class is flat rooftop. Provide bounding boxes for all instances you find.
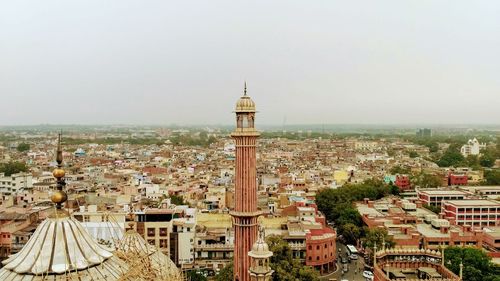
[444,199,500,206]
[419,190,468,196]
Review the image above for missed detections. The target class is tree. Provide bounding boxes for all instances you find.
[480,148,496,168]
[389,165,411,175]
[186,270,207,281]
[466,155,480,169]
[437,145,465,167]
[444,247,500,281]
[484,170,500,185]
[339,223,361,245]
[389,184,400,196]
[0,161,28,176]
[412,172,442,188]
[169,194,186,205]
[16,143,30,152]
[423,204,441,214]
[362,228,395,250]
[266,235,320,281]
[215,262,233,281]
[409,151,419,158]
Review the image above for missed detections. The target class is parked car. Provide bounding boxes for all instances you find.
[363,271,374,280]
[341,257,349,264]
[349,254,358,260]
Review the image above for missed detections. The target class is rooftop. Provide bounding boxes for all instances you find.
[444,199,500,206]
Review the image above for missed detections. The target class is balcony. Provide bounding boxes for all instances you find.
[195,243,234,251]
[289,242,306,250]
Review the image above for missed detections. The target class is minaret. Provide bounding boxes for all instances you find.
[231,83,261,281]
[248,226,273,281]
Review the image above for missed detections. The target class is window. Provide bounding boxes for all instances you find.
[316,256,320,261]
[159,228,168,237]
[147,228,156,236]
[316,245,320,250]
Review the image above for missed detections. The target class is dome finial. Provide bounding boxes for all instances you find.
[244,81,247,96]
[52,131,67,210]
[56,131,63,166]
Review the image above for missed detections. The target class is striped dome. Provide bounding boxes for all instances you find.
[236,95,256,112]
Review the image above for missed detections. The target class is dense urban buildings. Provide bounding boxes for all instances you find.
[0,120,499,280]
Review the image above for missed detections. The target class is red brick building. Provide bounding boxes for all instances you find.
[446,172,468,186]
[441,199,500,228]
[394,175,411,191]
[305,228,336,274]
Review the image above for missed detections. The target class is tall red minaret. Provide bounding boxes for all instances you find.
[231,83,260,281]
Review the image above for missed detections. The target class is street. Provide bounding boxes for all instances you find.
[321,242,370,281]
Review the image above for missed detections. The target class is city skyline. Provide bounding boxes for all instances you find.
[1,1,500,125]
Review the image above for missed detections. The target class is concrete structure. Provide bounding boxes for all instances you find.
[417,189,469,207]
[460,138,485,157]
[373,248,460,281]
[231,85,261,281]
[0,173,33,197]
[441,199,500,228]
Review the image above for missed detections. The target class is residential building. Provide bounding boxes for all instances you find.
[460,138,485,157]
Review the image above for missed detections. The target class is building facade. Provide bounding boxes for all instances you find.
[441,199,500,228]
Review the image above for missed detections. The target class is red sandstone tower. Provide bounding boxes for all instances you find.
[231,83,260,281]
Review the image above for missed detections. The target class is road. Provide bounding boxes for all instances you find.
[321,242,370,281]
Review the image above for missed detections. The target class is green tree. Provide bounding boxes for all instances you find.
[215,262,233,281]
[484,169,500,185]
[437,145,466,167]
[389,165,411,175]
[339,223,361,245]
[266,235,320,281]
[389,184,400,195]
[169,194,186,205]
[444,247,500,281]
[0,161,28,176]
[466,155,480,168]
[186,270,208,281]
[16,143,30,152]
[409,151,419,158]
[480,148,496,168]
[362,228,395,250]
[412,172,443,188]
[423,204,441,214]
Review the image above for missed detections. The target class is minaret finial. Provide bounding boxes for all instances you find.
[244,81,247,96]
[56,131,63,167]
[52,132,67,211]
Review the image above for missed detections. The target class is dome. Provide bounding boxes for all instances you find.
[115,228,183,281]
[235,83,256,113]
[248,228,272,259]
[0,212,129,280]
[236,95,256,112]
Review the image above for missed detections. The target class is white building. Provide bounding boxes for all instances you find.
[0,173,33,196]
[460,138,486,157]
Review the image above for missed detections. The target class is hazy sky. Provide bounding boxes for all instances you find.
[1,1,499,125]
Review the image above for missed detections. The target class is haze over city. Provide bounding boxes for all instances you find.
[1,0,499,126]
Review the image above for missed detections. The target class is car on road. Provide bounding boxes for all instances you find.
[340,256,349,264]
[349,254,358,260]
[363,270,374,280]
